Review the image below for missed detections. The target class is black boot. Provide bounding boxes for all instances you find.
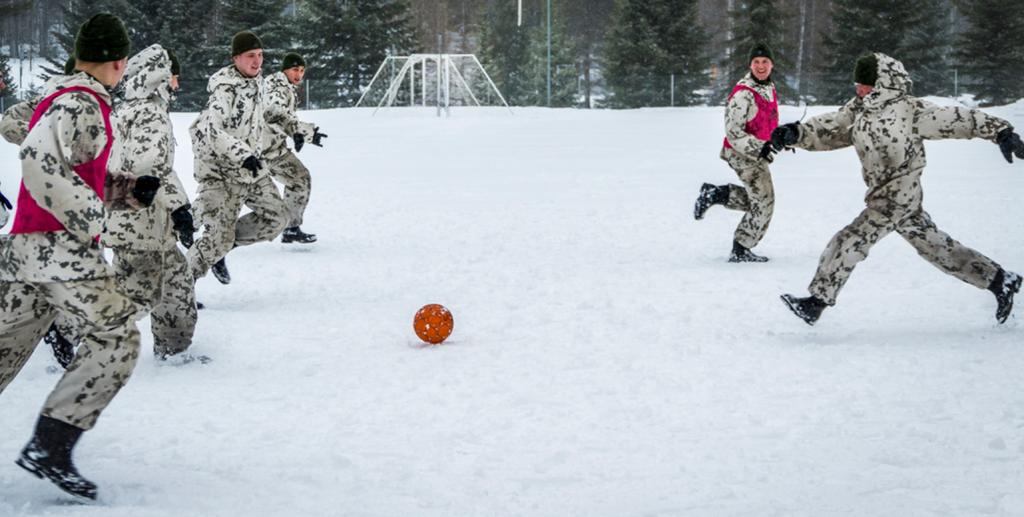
[43,323,75,369]
[15,416,98,500]
[693,183,728,220]
[728,240,769,263]
[211,258,231,285]
[281,226,317,244]
[781,294,829,325]
[989,269,1022,324]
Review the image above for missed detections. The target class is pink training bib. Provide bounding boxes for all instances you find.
[722,84,779,150]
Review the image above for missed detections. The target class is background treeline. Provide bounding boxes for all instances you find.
[1,0,1022,109]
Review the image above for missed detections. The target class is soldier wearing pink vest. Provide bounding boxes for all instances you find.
[0,14,160,500]
[694,43,780,262]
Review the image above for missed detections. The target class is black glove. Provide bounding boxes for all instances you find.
[311,127,327,147]
[770,122,800,151]
[242,155,263,176]
[131,176,161,207]
[293,133,305,153]
[996,128,1024,164]
[759,141,776,162]
[0,188,11,211]
[171,204,196,248]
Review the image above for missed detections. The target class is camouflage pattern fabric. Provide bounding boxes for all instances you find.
[105,44,191,251]
[792,53,1009,305]
[0,279,140,430]
[187,166,287,279]
[0,76,62,146]
[719,73,777,249]
[190,64,266,184]
[262,71,316,162]
[268,151,311,228]
[114,248,196,356]
[0,72,142,284]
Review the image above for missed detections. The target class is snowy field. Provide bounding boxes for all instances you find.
[1,102,1024,516]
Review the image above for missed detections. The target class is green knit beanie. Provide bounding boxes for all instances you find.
[281,52,306,71]
[749,42,775,63]
[854,54,878,86]
[166,49,181,75]
[63,56,77,75]
[74,13,131,63]
[231,31,263,56]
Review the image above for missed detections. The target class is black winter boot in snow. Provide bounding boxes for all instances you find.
[989,269,1022,324]
[211,258,231,285]
[693,183,729,220]
[16,416,98,500]
[43,323,75,369]
[281,226,317,244]
[781,294,829,325]
[728,240,769,263]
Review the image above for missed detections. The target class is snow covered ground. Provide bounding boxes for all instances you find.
[1,102,1023,516]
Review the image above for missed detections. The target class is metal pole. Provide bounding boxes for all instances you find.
[954,68,958,98]
[546,0,552,107]
[305,77,310,109]
[437,35,443,117]
[410,58,415,106]
[671,74,675,107]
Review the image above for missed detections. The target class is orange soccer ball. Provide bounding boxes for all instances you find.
[413,304,454,344]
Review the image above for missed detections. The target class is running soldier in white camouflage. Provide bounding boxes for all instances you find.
[694,43,780,262]
[101,44,199,359]
[264,52,327,244]
[188,31,287,284]
[0,13,161,500]
[773,53,1024,325]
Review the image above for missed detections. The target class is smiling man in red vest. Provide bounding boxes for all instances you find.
[0,13,160,500]
[694,43,780,263]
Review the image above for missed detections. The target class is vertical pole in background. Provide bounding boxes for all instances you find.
[546,0,552,107]
[410,58,416,106]
[518,0,523,27]
[422,59,427,107]
[305,78,310,109]
[954,69,958,99]
[437,35,443,117]
[671,74,675,107]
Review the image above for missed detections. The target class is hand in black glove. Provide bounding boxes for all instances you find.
[770,122,800,151]
[759,141,776,163]
[293,133,305,153]
[171,204,196,248]
[311,127,327,147]
[0,188,12,211]
[996,128,1024,164]
[242,155,263,176]
[131,175,161,207]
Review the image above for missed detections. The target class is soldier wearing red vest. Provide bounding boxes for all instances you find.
[0,13,159,500]
[694,43,780,262]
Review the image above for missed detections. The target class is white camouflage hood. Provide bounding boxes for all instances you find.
[862,53,913,111]
[124,44,173,104]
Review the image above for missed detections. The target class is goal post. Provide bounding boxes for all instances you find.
[355,54,513,116]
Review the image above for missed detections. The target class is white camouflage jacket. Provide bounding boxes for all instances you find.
[721,73,777,163]
[104,44,190,251]
[262,71,316,161]
[793,53,1011,214]
[0,72,142,282]
[0,75,65,146]
[190,64,266,183]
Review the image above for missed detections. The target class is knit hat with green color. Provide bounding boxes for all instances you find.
[75,13,131,62]
[231,31,262,56]
[281,52,306,71]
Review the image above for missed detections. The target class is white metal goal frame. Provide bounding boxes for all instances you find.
[355,54,513,116]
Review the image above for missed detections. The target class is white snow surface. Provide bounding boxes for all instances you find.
[1,104,1023,516]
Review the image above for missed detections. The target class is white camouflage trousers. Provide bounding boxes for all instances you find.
[0,278,141,430]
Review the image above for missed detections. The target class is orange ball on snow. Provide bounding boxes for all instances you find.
[413,304,454,344]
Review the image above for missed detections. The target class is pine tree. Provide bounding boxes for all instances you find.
[604,0,708,108]
[0,51,17,108]
[956,0,1024,106]
[300,0,417,108]
[478,0,534,106]
[818,0,954,103]
[720,0,795,104]
[49,0,142,76]
[525,1,579,107]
